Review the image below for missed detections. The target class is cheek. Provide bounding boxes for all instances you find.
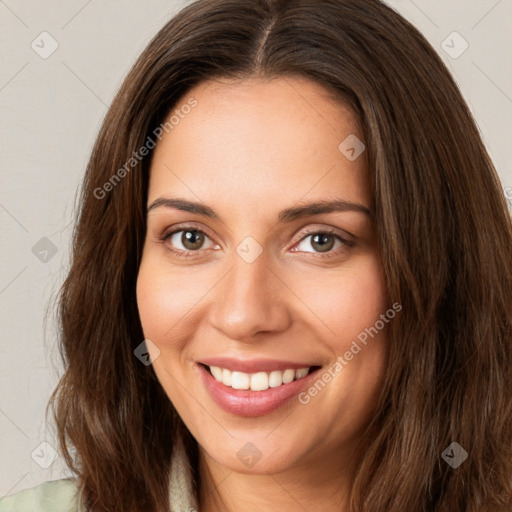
[136,257,205,343]
[297,255,388,349]
[136,267,171,341]
[136,259,197,401]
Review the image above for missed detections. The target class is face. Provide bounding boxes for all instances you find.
[136,76,390,476]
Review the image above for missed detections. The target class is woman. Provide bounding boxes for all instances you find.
[2,0,511,510]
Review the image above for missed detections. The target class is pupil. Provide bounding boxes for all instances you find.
[183,230,203,250]
[312,233,334,253]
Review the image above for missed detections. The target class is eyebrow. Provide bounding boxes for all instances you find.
[147,197,372,222]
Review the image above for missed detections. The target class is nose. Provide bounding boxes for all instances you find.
[208,248,292,342]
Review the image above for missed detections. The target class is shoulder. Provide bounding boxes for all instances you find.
[0,478,83,512]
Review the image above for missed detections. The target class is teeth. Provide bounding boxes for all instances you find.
[250,372,268,391]
[282,369,295,384]
[210,366,223,381]
[295,367,309,379]
[231,371,250,390]
[268,370,283,388]
[208,366,311,391]
[222,368,232,386]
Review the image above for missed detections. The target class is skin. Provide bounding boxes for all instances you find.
[136,76,390,511]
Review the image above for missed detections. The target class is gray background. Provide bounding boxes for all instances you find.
[0,0,511,497]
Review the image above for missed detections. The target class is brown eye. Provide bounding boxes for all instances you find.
[179,230,205,251]
[163,228,217,254]
[290,227,355,259]
[295,232,345,255]
[309,233,336,253]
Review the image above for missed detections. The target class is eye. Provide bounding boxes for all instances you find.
[159,225,354,259]
[161,227,218,255]
[292,228,354,257]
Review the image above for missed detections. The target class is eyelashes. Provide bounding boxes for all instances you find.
[158,224,355,260]
[160,227,218,258]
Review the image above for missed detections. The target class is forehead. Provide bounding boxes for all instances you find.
[148,76,369,214]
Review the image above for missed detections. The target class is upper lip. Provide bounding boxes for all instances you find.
[199,357,320,373]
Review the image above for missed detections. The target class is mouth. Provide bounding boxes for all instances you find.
[201,363,321,392]
[196,358,323,417]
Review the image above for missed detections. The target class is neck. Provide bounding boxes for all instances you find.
[197,442,358,512]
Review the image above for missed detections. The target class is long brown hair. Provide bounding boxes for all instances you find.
[47,0,512,510]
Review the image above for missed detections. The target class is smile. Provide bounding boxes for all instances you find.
[197,358,323,417]
[207,365,311,391]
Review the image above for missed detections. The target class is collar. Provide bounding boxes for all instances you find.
[168,427,199,511]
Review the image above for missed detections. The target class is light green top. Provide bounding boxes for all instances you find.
[0,433,198,511]
[0,478,83,512]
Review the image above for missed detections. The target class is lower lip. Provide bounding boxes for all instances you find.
[198,364,321,417]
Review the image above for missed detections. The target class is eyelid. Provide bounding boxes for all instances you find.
[291,224,355,245]
[160,221,217,242]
